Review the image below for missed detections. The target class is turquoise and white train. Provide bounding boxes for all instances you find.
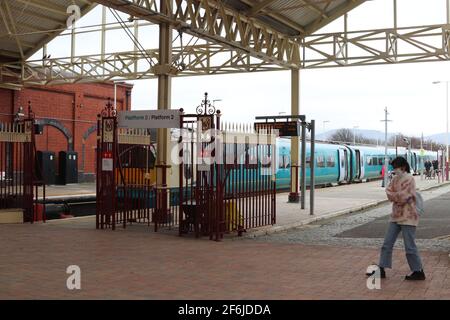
[275,138,437,189]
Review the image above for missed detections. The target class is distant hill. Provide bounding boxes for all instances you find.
[426,133,450,144]
[317,129,450,146]
[316,129,395,142]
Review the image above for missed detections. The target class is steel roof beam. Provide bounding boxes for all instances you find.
[23,3,98,60]
[0,1,25,59]
[0,43,284,85]
[247,0,277,16]
[301,24,450,68]
[240,0,306,34]
[304,0,366,35]
[91,0,301,68]
[14,0,69,17]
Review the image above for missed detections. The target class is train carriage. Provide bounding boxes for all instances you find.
[117,133,438,200]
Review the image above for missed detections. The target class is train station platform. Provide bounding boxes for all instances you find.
[1,214,450,299]
[35,177,450,232]
[248,176,450,237]
[2,177,450,299]
[37,183,96,199]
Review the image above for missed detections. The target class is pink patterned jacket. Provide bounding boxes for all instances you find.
[385,172,419,226]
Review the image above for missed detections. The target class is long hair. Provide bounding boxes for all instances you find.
[391,156,410,173]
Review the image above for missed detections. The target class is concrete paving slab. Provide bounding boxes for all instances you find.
[338,191,450,239]
[245,177,450,237]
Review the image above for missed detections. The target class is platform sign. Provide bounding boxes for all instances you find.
[102,151,113,171]
[118,110,180,129]
[254,121,300,137]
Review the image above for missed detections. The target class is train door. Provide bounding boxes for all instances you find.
[338,149,348,182]
[344,149,349,180]
[355,149,364,179]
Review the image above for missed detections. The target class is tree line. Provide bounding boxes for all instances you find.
[327,128,442,150]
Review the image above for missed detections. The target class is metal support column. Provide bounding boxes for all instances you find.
[300,122,306,209]
[289,68,300,203]
[155,0,172,224]
[310,120,315,216]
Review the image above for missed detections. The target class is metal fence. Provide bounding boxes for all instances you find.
[96,105,178,231]
[178,113,277,240]
[0,113,45,223]
[96,100,276,240]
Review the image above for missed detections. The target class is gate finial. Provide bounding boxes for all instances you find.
[196,92,216,115]
[102,98,116,117]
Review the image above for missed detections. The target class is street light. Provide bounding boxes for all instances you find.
[394,132,400,156]
[322,120,330,141]
[353,126,359,145]
[381,107,392,188]
[403,137,411,167]
[432,80,449,181]
[322,120,330,133]
[213,99,222,107]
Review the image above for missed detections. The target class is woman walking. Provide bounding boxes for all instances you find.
[367,156,425,280]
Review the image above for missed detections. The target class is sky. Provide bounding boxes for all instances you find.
[31,0,450,137]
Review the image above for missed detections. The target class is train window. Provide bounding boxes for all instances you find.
[316,156,325,168]
[368,157,376,166]
[278,155,290,169]
[285,155,291,168]
[326,155,335,167]
[378,157,384,165]
[367,156,372,165]
[306,156,311,166]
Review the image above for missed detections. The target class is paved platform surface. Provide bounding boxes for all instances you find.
[256,177,450,236]
[38,183,96,198]
[256,183,450,251]
[2,177,449,300]
[1,220,450,300]
[338,191,450,239]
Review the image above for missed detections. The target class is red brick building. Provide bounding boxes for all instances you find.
[0,82,133,181]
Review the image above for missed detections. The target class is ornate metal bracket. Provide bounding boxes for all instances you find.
[101,98,117,117]
[196,92,216,115]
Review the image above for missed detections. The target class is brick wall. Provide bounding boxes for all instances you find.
[0,88,14,123]
[0,82,133,181]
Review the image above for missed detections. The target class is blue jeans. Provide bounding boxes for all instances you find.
[379,222,423,272]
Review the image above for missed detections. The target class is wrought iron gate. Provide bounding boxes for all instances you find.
[0,106,45,223]
[178,95,276,240]
[97,97,276,239]
[96,101,178,231]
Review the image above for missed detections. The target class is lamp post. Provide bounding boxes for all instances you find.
[403,137,411,169]
[432,80,449,181]
[380,108,391,188]
[353,126,359,145]
[394,132,399,156]
[323,120,330,140]
[213,99,222,108]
